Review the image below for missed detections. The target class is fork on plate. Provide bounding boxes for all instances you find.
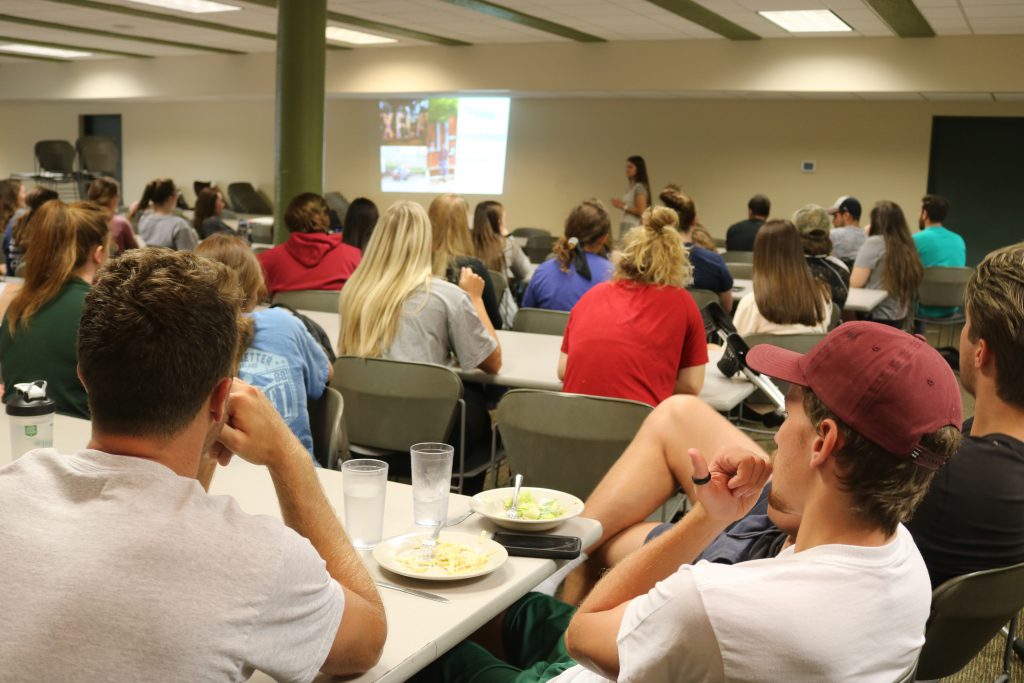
[417,520,445,561]
[507,474,524,520]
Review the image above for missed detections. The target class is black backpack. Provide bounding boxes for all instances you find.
[269,303,337,364]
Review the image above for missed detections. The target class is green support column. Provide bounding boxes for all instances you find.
[274,0,326,243]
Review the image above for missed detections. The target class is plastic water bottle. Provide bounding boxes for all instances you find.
[237,219,252,244]
[6,380,56,463]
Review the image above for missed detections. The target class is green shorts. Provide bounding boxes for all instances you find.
[410,592,578,683]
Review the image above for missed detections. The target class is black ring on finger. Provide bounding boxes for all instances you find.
[691,473,712,486]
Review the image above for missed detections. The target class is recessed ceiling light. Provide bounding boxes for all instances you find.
[325,26,397,45]
[0,43,92,59]
[758,10,852,32]
[128,0,241,13]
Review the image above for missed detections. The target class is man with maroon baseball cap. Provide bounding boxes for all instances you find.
[542,322,963,682]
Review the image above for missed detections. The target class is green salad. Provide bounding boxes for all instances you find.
[503,491,565,520]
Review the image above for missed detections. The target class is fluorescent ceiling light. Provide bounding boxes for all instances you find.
[128,0,241,13]
[758,10,852,32]
[326,26,397,45]
[0,43,91,59]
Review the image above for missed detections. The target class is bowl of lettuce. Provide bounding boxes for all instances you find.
[471,487,584,531]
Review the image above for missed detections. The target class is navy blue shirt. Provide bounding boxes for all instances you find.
[687,244,733,294]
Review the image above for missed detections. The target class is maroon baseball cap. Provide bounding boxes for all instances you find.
[746,322,962,470]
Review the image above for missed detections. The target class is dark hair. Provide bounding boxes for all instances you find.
[78,248,246,438]
[0,179,22,230]
[965,242,1024,409]
[627,156,650,199]
[130,178,177,220]
[659,185,697,232]
[471,200,506,273]
[869,201,923,313]
[552,200,611,277]
[921,194,950,224]
[803,388,960,536]
[748,194,771,218]
[86,177,120,208]
[11,187,60,248]
[193,187,223,234]
[285,193,331,234]
[341,197,379,252]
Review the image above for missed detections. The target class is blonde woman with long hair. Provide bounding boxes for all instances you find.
[428,193,502,328]
[850,201,924,327]
[733,219,832,337]
[340,200,500,373]
[196,234,332,461]
[558,207,708,406]
[0,201,109,418]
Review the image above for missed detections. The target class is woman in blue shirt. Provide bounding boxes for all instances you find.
[521,200,613,311]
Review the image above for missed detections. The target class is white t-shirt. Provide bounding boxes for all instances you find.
[0,449,344,683]
[551,525,929,683]
[732,292,830,337]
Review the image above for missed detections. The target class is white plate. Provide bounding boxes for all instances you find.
[471,487,584,532]
[373,531,508,581]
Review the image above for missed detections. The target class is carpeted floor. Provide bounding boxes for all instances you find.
[940,622,1023,682]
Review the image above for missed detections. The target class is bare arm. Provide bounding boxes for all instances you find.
[565,447,771,678]
[850,266,870,289]
[674,364,705,396]
[215,381,386,676]
[717,289,733,312]
[459,267,502,374]
[557,351,568,380]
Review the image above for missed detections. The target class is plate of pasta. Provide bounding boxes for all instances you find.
[373,530,508,581]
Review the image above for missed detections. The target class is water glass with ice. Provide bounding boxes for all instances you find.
[410,442,454,527]
[342,459,389,549]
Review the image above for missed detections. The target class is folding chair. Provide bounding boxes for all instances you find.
[271,289,341,314]
[308,387,345,470]
[524,234,556,264]
[915,561,1024,682]
[330,357,483,494]
[726,262,753,279]
[494,389,652,500]
[686,287,720,309]
[512,308,569,336]
[227,182,273,215]
[913,266,973,347]
[723,250,754,263]
[488,270,508,306]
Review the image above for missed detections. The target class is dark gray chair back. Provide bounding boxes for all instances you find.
[228,182,273,215]
[76,136,118,177]
[512,308,569,336]
[308,387,345,469]
[35,140,76,176]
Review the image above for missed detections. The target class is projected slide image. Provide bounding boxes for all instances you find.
[379,97,510,195]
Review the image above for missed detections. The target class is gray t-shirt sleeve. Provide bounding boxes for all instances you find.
[447,288,498,371]
[854,235,884,270]
[174,220,200,251]
[244,528,345,683]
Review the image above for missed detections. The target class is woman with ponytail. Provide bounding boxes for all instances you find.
[521,200,613,311]
[132,178,198,251]
[0,201,110,418]
[559,207,708,406]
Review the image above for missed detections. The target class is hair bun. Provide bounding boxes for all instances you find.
[645,206,678,233]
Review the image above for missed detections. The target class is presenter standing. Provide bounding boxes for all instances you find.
[610,155,651,241]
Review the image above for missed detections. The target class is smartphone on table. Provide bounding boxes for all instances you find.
[492,532,582,560]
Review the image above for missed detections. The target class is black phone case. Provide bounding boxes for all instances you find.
[492,532,582,560]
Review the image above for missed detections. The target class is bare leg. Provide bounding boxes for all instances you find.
[563,395,767,604]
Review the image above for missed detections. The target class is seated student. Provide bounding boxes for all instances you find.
[131,178,199,251]
[733,219,831,337]
[851,200,923,328]
[5,187,59,276]
[522,200,613,312]
[472,199,531,326]
[828,195,866,267]
[660,185,733,310]
[1,178,25,273]
[429,193,502,328]
[725,193,769,252]
[258,192,362,297]
[193,186,234,240]
[87,177,139,256]
[914,193,967,319]
[341,196,379,252]
[792,203,850,309]
[568,244,1024,601]
[559,207,707,406]
[0,248,385,679]
[0,201,108,419]
[340,200,501,373]
[195,234,332,460]
[418,323,961,683]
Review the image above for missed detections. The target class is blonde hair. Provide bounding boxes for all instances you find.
[614,207,691,287]
[195,233,267,311]
[7,201,109,331]
[428,193,474,276]
[339,201,434,357]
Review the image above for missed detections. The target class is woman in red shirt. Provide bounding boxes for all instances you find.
[559,207,708,406]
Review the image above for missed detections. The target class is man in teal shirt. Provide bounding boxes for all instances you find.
[914,194,966,318]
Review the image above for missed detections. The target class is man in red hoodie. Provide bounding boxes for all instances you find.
[258,193,362,296]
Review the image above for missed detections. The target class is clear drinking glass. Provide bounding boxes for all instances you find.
[410,442,454,527]
[342,459,389,549]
